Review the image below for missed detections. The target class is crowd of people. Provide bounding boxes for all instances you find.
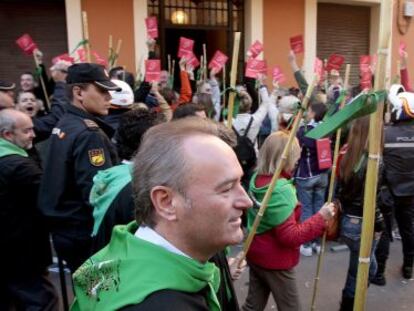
[1,37,414,311]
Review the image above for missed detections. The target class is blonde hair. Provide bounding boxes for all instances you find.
[256,131,301,175]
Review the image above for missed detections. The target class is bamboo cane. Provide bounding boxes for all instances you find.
[237,77,318,267]
[226,32,241,129]
[203,43,207,81]
[171,59,176,87]
[222,64,226,107]
[108,35,113,61]
[199,55,204,84]
[113,39,122,67]
[168,54,171,75]
[310,64,351,311]
[354,1,391,309]
[32,53,51,111]
[324,58,328,92]
[81,11,91,62]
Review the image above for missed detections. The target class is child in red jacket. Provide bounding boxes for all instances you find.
[242,131,335,311]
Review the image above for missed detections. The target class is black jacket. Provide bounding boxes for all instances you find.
[337,154,384,232]
[383,121,414,197]
[0,154,52,277]
[38,105,118,237]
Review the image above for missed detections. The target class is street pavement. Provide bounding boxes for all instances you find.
[233,240,414,311]
[51,239,413,311]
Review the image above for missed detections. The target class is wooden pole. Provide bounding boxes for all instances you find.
[168,54,171,75]
[33,53,51,111]
[310,64,351,311]
[237,77,318,267]
[81,11,91,62]
[222,64,226,108]
[203,43,207,81]
[199,55,204,83]
[226,32,241,129]
[113,39,122,67]
[171,59,176,87]
[354,0,391,310]
[108,35,113,67]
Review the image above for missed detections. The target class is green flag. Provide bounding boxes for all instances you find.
[305,90,387,139]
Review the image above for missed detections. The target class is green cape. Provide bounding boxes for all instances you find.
[0,138,28,158]
[71,222,221,311]
[247,173,297,234]
[90,163,132,236]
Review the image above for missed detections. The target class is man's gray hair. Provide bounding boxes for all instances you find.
[132,117,236,227]
[0,109,17,136]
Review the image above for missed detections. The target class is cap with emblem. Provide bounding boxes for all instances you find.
[66,63,122,91]
[0,80,16,91]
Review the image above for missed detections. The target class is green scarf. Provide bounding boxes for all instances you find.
[71,222,221,311]
[247,173,297,234]
[90,163,132,236]
[0,138,28,158]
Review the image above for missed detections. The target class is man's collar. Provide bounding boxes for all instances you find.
[67,105,115,138]
[135,226,191,259]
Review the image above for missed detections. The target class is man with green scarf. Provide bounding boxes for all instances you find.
[72,117,253,310]
[0,109,58,310]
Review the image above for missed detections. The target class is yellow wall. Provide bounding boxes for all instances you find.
[81,0,135,71]
[263,0,305,87]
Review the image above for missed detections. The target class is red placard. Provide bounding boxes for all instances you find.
[360,71,372,90]
[145,16,158,39]
[52,53,74,64]
[359,55,371,73]
[16,34,37,56]
[290,35,304,54]
[92,51,108,67]
[177,37,194,58]
[76,48,86,62]
[145,59,161,82]
[326,54,345,71]
[316,138,332,170]
[208,50,229,72]
[314,57,324,78]
[272,66,285,83]
[248,40,264,58]
[245,59,267,78]
[400,41,407,57]
[182,51,200,68]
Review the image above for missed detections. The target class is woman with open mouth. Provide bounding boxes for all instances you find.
[16,91,41,118]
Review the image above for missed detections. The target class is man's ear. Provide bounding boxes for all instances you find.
[150,186,178,222]
[72,86,83,101]
[2,130,13,142]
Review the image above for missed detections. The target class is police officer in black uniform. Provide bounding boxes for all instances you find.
[38,63,121,271]
[373,85,414,283]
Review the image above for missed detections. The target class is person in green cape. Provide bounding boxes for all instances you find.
[72,117,253,310]
[242,131,335,311]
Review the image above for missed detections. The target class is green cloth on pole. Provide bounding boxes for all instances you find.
[71,222,221,311]
[247,173,297,235]
[305,90,387,139]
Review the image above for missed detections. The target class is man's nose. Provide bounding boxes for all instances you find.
[235,185,253,210]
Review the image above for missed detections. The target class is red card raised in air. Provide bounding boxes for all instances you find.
[326,54,345,71]
[248,40,264,58]
[316,138,332,170]
[290,35,304,54]
[359,55,370,73]
[272,66,285,83]
[145,59,161,82]
[208,50,229,72]
[178,37,194,58]
[16,34,37,55]
[145,16,158,39]
[245,59,267,78]
[183,51,200,68]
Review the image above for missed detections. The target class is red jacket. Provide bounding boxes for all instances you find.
[246,175,326,270]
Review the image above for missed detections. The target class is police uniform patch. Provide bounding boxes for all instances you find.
[84,119,99,129]
[88,149,105,166]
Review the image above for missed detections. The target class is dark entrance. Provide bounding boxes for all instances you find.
[148,0,244,82]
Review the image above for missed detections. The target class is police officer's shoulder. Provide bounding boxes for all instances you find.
[83,119,100,131]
